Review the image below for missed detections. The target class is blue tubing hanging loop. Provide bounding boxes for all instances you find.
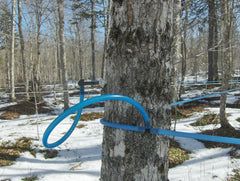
[42,80,240,149]
[42,79,151,148]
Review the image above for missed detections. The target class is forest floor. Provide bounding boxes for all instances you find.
[0,76,240,180]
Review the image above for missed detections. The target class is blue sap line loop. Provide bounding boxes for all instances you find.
[43,94,150,148]
[43,85,240,148]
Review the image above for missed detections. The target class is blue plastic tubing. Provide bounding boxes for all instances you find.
[171,87,240,106]
[179,79,240,85]
[43,87,240,148]
[42,94,150,148]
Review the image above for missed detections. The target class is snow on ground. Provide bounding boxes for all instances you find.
[0,108,103,181]
[169,107,240,181]
[0,78,240,180]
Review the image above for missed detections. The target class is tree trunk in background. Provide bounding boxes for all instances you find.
[32,0,43,102]
[179,0,190,98]
[91,0,96,80]
[172,0,182,103]
[101,0,107,79]
[58,0,69,110]
[75,23,83,80]
[10,0,16,101]
[101,1,174,180]
[208,0,218,81]
[213,18,219,80]
[101,0,111,79]
[17,0,29,100]
[5,50,10,90]
[72,8,83,80]
[220,0,234,129]
[55,16,62,83]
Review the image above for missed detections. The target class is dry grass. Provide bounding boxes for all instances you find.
[0,137,34,167]
[172,105,205,120]
[169,139,190,168]
[72,112,104,122]
[190,114,220,126]
[39,149,58,159]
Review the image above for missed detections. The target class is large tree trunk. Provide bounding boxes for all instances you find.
[58,0,69,110]
[10,0,16,101]
[101,1,174,181]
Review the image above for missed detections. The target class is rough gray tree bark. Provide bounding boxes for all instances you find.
[101,1,174,181]
[57,0,69,110]
[10,0,16,101]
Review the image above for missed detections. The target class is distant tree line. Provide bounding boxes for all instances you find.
[0,0,239,105]
[0,0,109,104]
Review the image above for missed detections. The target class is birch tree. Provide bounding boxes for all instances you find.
[101,1,174,180]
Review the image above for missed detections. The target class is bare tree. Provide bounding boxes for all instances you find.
[71,9,83,80]
[57,0,69,110]
[17,0,29,100]
[101,0,111,79]
[219,0,234,129]
[74,23,83,80]
[10,0,16,101]
[179,0,191,97]
[208,0,219,81]
[54,10,62,83]
[101,0,174,180]
[0,1,11,89]
[172,0,182,102]
[90,0,96,80]
[27,0,44,101]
